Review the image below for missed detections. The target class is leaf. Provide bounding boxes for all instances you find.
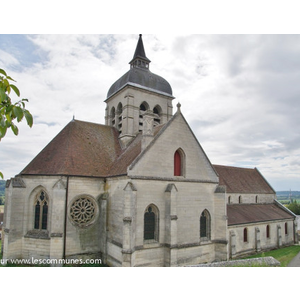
[0,124,7,139]
[0,171,3,179]
[24,110,33,127]
[0,88,6,102]
[13,106,24,122]
[10,84,20,97]
[11,122,19,135]
[6,75,16,82]
[0,69,7,76]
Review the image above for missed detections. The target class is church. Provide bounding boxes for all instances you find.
[2,35,296,266]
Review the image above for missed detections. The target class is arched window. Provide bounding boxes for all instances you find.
[139,102,150,132]
[140,102,149,112]
[266,225,270,238]
[174,148,185,176]
[200,209,211,240]
[153,105,162,126]
[34,190,49,230]
[255,195,258,203]
[116,102,123,133]
[228,196,231,204]
[243,228,248,242]
[238,195,242,204]
[110,107,116,126]
[144,204,159,242]
[285,222,288,235]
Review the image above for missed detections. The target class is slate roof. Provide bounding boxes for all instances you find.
[213,165,275,194]
[227,203,295,226]
[107,35,173,99]
[129,34,151,64]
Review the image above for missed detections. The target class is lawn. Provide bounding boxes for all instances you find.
[244,245,300,267]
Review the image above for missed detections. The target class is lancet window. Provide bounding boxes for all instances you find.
[34,190,49,230]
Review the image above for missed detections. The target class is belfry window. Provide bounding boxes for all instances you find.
[139,102,150,132]
[116,102,123,133]
[200,210,211,240]
[174,149,185,176]
[34,190,49,230]
[110,107,116,126]
[153,105,162,126]
[144,205,159,242]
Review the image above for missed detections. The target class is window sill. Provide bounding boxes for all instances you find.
[143,240,160,248]
[24,230,50,240]
[200,238,211,245]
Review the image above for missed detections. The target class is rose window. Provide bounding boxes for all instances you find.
[70,197,96,227]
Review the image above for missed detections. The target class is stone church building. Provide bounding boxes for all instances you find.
[2,35,296,266]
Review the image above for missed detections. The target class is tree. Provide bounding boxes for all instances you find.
[0,68,33,178]
[286,202,300,215]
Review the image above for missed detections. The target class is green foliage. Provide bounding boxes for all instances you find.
[0,68,33,179]
[0,180,5,197]
[245,245,300,267]
[286,202,300,215]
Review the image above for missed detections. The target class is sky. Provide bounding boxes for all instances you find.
[1,33,300,191]
[1,0,299,294]
[1,0,300,192]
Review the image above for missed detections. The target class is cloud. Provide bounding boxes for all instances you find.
[1,34,299,191]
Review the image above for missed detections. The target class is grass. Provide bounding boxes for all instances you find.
[244,245,300,267]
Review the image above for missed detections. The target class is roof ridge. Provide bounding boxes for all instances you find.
[213,164,255,171]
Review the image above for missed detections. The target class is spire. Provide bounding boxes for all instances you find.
[129,34,151,69]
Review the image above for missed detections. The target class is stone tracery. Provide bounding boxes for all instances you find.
[70,197,96,227]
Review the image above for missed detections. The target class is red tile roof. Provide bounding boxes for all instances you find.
[227,203,294,226]
[213,165,275,194]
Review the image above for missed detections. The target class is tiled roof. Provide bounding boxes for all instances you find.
[227,203,294,226]
[21,120,124,177]
[109,133,142,176]
[20,119,165,178]
[213,165,275,194]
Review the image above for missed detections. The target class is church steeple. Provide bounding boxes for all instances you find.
[129,34,151,69]
[105,34,174,146]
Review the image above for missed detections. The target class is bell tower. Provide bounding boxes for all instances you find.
[105,35,175,146]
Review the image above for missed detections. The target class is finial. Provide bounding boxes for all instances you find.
[177,102,181,112]
[139,34,142,37]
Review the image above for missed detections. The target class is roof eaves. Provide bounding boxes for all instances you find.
[106,81,174,101]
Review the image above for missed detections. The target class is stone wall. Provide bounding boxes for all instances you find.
[187,256,280,267]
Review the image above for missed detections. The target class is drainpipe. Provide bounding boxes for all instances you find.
[63,176,70,259]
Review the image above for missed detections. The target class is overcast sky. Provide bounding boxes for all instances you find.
[1,33,300,191]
